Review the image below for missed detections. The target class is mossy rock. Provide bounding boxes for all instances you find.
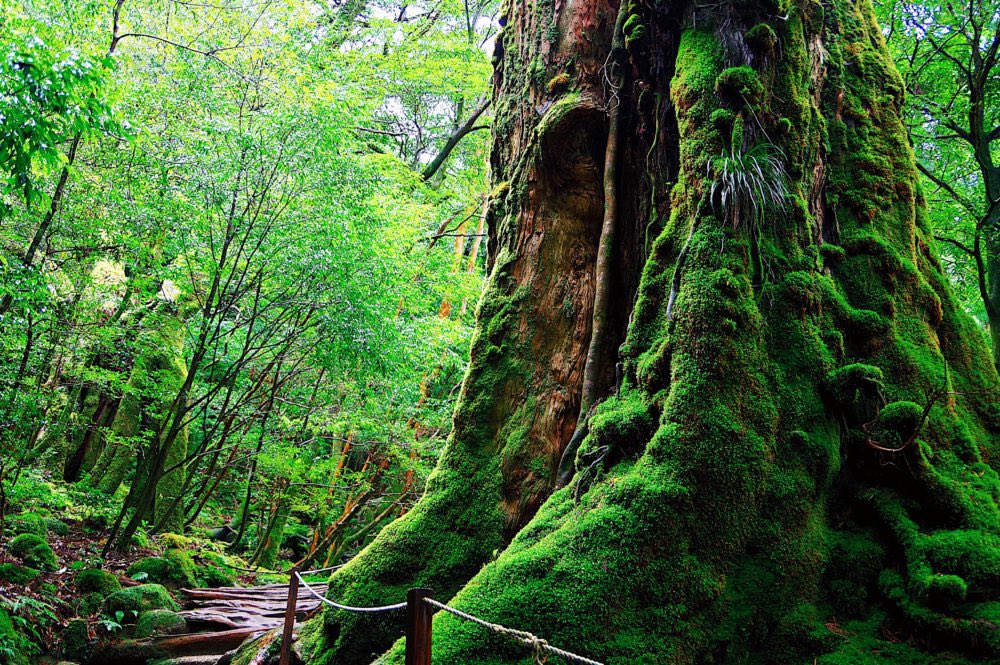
[198,563,235,588]
[127,550,198,589]
[8,533,58,572]
[229,628,281,665]
[0,562,40,585]
[194,551,236,588]
[134,609,188,638]
[4,513,46,537]
[74,568,122,595]
[45,518,70,535]
[104,584,179,617]
[74,591,105,616]
[59,617,92,662]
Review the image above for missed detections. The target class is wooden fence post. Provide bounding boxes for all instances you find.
[279,567,300,665]
[405,587,433,665]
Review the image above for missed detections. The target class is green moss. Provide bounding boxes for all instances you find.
[134,609,187,638]
[59,618,92,663]
[710,108,736,131]
[127,549,198,589]
[746,23,778,54]
[8,533,57,572]
[715,66,764,105]
[4,513,45,537]
[871,401,924,448]
[45,518,69,535]
[824,363,884,417]
[578,389,655,462]
[544,72,570,94]
[74,591,105,616]
[0,563,40,585]
[75,568,122,595]
[104,584,179,616]
[229,629,281,665]
[623,13,646,50]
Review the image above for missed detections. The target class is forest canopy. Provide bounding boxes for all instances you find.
[0,0,998,663]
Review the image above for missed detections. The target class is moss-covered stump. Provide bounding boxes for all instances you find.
[298,0,1000,662]
[7,533,58,571]
[127,550,199,589]
[0,562,40,585]
[134,610,188,638]
[104,584,179,617]
[75,568,123,595]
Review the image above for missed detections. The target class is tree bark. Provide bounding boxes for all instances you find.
[299,0,1000,663]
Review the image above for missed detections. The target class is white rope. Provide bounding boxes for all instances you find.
[424,598,606,665]
[297,562,345,576]
[295,572,407,613]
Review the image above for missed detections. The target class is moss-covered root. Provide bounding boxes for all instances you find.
[297,447,505,663]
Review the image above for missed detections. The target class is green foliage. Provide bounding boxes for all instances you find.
[0,609,31,665]
[0,13,121,208]
[0,0,490,578]
[7,533,56,572]
[710,141,789,230]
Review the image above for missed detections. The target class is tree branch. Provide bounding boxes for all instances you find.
[420,98,491,180]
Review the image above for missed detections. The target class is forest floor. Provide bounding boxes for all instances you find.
[0,471,298,664]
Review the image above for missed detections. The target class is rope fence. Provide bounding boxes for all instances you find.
[295,571,408,613]
[280,569,606,665]
[424,597,605,665]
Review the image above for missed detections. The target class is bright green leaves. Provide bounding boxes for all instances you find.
[0,28,120,209]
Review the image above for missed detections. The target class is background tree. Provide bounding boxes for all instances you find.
[0,0,494,572]
[879,0,1000,368]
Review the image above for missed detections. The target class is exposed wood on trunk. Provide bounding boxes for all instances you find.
[556,0,630,488]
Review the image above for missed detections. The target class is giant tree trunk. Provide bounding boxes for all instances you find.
[299,0,1000,662]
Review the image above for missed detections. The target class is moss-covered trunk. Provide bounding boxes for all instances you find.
[300,0,1000,662]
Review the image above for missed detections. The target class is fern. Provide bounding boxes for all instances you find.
[709,141,788,230]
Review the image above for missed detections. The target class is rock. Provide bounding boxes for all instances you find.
[60,618,93,663]
[128,550,198,589]
[104,584,180,617]
[8,533,58,572]
[75,568,122,595]
[0,562,40,584]
[135,610,189,638]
